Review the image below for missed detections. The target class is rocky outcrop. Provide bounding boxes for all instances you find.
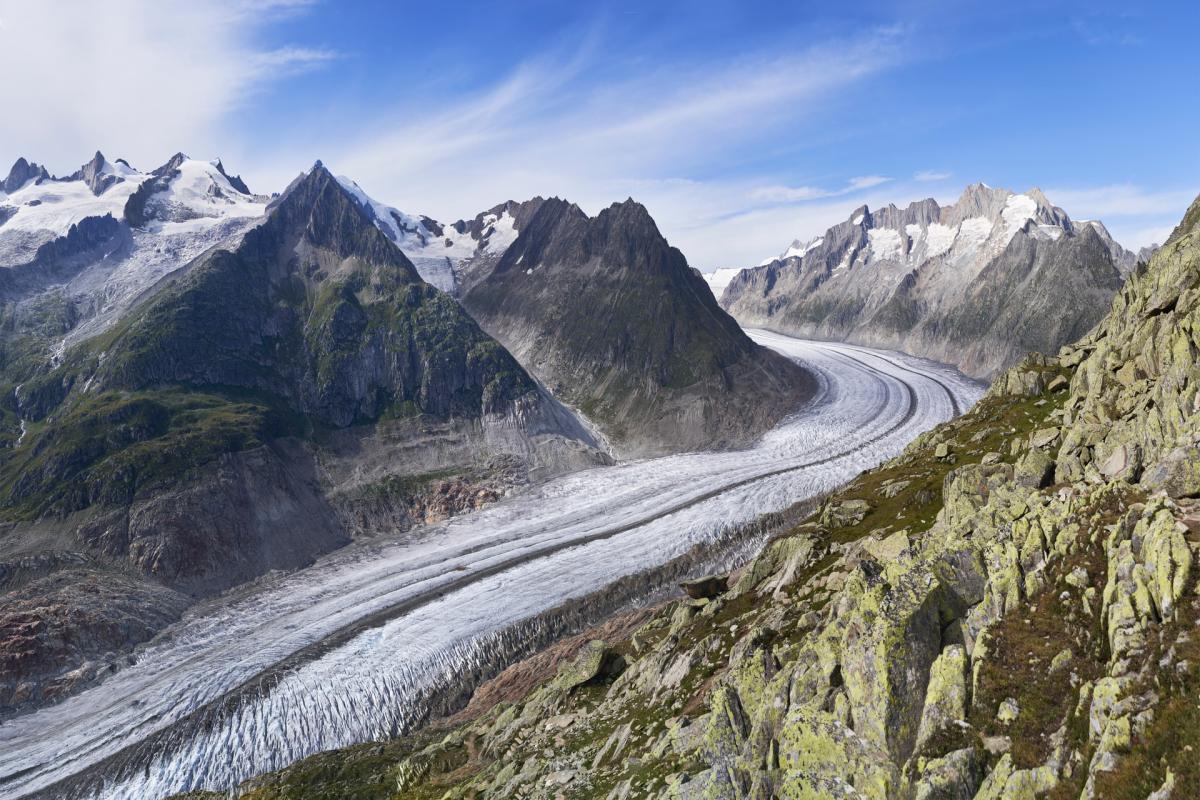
[225,193,1200,799]
[460,197,817,456]
[73,151,125,196]
[0,564,189,719]
[721,185,1138,379]
[1,158,50,194]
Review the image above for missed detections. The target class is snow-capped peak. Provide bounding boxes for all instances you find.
[749,183,1133,281]
[335,175,439,249]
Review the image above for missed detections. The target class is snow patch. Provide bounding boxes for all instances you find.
[703,267,743,296]
[0,172,146,235]
[924,223,955,258]
[867,228,903,262]
[954,217,993,254]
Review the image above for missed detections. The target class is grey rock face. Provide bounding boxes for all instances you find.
[2,158,50,193]
[722,184,1134,379]
[460,197,817,456]
[76,151,123,196]
[0,213,128,301]
[213,159,251,194]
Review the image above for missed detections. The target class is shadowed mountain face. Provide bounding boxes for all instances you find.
[460,197,817,456]
[720,185,1147,379]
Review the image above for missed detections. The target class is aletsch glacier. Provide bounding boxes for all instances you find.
[0,333,981,800]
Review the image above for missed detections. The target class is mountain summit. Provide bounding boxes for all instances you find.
[459,196,817,455]
[720,184,1150,378]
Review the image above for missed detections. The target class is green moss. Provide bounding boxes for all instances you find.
[0,387,300,519]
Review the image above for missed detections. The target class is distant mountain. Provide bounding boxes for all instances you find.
[719,184,1156,378]
[456,197,817,456]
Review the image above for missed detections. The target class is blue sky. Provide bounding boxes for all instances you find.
[1,0,1197,268]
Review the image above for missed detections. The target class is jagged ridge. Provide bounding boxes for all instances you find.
[720,184,1151,379]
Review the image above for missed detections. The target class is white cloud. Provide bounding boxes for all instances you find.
[1042,184,1195,253]
[282,27,913,269]
[914,170,952,182]
[0,0,332,175]
[747,185,826,203]
[743,175,893,210]
[1043,184,1194,218]
[849,175,890,190]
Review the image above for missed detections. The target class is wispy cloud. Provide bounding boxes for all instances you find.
[1043,184,1195,218]
[849,175,890,190]
[0,0,334,173]
[747,185,827,203]
[745,175,892,206]
[279,26,914,269]
[914,170,952,182]
[1044,184,1195,250]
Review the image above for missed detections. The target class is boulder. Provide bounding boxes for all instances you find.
[555,640,625,691]
[1098,442,1141,481]
[1142,443,1200,498]
[681,574,728,600]
[1014,450,1055,489]
[914,645,968,753]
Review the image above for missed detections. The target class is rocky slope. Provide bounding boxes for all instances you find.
[0,158,604,718]
[720,185,1151,379]
[222,192,1200,799]
[338,186,818,456]
[457,197,817,456]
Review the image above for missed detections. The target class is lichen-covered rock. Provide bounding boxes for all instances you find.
[554,640,624,691]
[912,747,982,800]
[914,645,968,752]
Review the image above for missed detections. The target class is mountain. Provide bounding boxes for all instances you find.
[229,193,1200,800]
[456,197,817,456]
[335,177,543,296]
[338,184,817,456]
[0,157,603,718]
[720,184,1154,378]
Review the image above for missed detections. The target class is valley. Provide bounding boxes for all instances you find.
[0,333,980,800]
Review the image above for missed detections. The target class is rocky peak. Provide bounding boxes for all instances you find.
[952,181,1012,219]
[158,152,189,176]
[213,160,251,195]
[452,197,547,241]
[77,150,122,196]
[2,157,50,193]
[593,197,665,246]
[266,163,421,280]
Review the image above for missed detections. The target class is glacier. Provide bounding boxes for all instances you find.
[0,333,983,800]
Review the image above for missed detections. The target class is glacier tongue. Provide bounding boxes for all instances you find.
[0,334,982,800]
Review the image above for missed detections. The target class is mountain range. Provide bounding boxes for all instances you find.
[0,151,812,716]
[714,184,1156,378]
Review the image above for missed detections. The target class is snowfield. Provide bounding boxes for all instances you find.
[0,333,983,800]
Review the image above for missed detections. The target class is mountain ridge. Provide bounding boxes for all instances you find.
[717,184,1154,378]
[457,195,818,456]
